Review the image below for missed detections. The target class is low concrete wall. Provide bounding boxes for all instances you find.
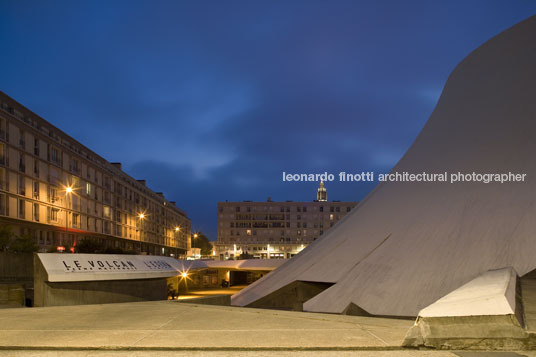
[0,284,25,308]
[34,254,168,307]
[0,252,33,282]
[0,253,33,308]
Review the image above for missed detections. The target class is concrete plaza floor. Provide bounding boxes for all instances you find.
[0,301,534,356]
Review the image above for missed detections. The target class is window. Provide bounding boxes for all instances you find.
[297,207,301,212]
[34,159,39,177]
[86,182,92,196]
[50,147,60,165]
[18,175,25,195]
[33,203,39,221]
[236,207,240,212]
[319,206,324,212]
[33,181,39,199]
[49,207,59,222]
[71,159,79,174]
[303,207,307,212]
[19,129,25,149]
[18,199,25,218]
[102,206,112,219]
[49,187,58,203]
[330,214,334,221]
[347,207,351,212]
[0,143,5,164]
[34,138,39,156]
[246,229,251,236]
[330,206,334,212]
[19,153,25,172]
[336,207,340,212]
[72,213,80,227]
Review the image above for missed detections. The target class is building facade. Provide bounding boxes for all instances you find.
[216,183,358,260]
[0,92,190,256]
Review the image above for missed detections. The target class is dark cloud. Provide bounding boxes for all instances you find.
[1,0,535,239]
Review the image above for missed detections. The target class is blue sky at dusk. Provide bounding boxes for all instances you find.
[1,1,535,239]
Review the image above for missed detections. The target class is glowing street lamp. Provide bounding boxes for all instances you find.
[137,213,146,252]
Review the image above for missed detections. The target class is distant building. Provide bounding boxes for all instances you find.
[216,182,358,260]
[0,91,190,256]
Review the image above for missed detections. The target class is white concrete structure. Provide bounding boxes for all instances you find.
[418,267,517,318]
[232,16,536,317]
[36,253,284,282]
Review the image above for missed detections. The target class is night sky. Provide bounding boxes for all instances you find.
[1,1,535,239]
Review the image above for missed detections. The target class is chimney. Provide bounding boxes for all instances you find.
[111,162,122,170]
[137,179,146,186]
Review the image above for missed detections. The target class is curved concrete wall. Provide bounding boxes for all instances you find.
[232,15,536,317]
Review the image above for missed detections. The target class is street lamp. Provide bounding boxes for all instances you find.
[64,185,73,250]
[192,232,198,249]
[138,212,145,253]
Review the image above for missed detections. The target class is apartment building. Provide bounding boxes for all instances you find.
[216,182,358,259]
[0,91,190,256]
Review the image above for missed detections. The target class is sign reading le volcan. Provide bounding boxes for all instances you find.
[37,253,189,282]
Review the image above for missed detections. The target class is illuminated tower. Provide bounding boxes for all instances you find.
[316,181,327,202]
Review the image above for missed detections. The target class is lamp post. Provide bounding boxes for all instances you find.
[193,232,198,248]
[64,185,73,251]
[138,213,145,253]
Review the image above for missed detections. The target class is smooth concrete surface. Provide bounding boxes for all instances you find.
[0,300,414,351]
[418,268,517,318]
[4,350,536,357]
[233,15,536,317]
[3,352,536,357]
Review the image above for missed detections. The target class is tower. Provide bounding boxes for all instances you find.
[316,181,327,202]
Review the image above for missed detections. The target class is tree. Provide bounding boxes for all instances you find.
[239,251,255,260]
[192,232,213,256]
[10,234,38,253]
[76,239,105,253]
[0,225,12,252]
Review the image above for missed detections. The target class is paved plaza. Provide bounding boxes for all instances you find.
[0,301,535,356]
